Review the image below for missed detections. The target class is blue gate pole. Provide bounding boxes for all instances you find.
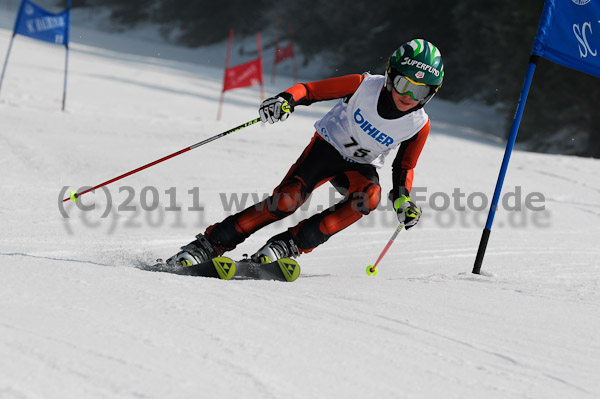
[61,0,71,111]
[62,44,69,111]
[0,34,16,97]
[1,0,25,98]
[472,55,539,274]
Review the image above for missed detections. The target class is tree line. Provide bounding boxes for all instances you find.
[66,0,600,157]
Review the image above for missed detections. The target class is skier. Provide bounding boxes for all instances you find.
[167,39,444,266]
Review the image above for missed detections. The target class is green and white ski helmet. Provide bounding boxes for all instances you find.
[385,39,444,106]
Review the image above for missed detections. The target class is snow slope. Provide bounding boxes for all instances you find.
[1,4,599,399]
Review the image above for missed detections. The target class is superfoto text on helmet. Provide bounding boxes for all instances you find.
[354,108,394,147]
[400,57,441,77]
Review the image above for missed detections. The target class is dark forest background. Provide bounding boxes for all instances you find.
[65,0,599,157]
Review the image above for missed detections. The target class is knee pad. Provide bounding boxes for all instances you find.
[352,183,381,215]
[272,179,306,215]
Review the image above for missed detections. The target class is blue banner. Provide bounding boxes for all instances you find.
[13,0,70,46]
[532,0,600,78]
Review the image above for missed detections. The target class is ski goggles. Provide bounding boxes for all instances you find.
[392,74,431,101]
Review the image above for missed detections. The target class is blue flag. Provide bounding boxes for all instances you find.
[13,0,70,46]
[532,0,600,78]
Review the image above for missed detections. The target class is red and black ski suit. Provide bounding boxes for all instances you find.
[205,74,430,255]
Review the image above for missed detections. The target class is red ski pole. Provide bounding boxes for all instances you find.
[63,118,261,203]
[366,223,404,276]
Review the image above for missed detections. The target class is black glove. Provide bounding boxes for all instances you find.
[259,93,294,124]
[394,195,421,229]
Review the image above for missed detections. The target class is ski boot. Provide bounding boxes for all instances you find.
[251,232,300,264]
[166,233,220,267]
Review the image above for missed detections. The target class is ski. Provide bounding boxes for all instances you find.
[234,257,301,282]
[140,256,300,282]
[141,256,237,280]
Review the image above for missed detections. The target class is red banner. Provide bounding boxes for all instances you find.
[275,42,294,64]
[223,58,263,92]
